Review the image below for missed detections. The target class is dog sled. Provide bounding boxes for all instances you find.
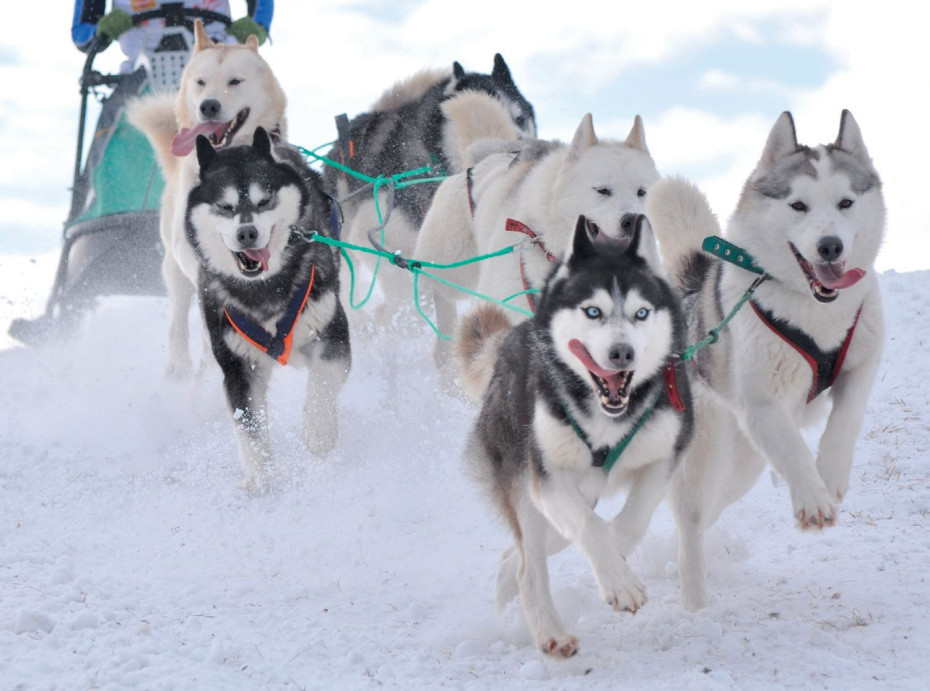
[9,5,230,344]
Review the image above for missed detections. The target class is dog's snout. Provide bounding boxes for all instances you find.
[817,235,844,262]
[237,225,259,247]
[609,343,635,369]
[620,213,639,238]
[200,99,222,120]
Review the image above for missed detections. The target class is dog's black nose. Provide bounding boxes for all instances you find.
[609,343,635,369]
[237,225,259,247]
[817,235,844,262]
[620,213,639,238]
[200,99,222,120]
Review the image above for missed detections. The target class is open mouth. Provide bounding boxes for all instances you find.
[170,108,251,156]
[233,247,270,276]
[789,243,865,304]
[567,339,633,416]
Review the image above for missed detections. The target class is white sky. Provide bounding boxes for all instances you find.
[1,1,928,271]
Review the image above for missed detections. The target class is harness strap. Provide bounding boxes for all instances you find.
[750,300,862,403]
[505,218,557,313]
[465,167,476,217]
[224,265,316,366]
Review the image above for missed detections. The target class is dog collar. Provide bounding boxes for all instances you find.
[224,265,316,366]
[702,236,765,274]
[750,299,862,403]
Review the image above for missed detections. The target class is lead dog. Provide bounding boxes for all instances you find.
[129,21,288,378]
[457,215,692,656]
[647,111,885,610]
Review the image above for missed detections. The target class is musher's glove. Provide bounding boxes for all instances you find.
[96,9,133,41]
[227,16,268,45]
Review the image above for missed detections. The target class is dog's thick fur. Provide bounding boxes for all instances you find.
[322,55,536,323]
[186,128,350,494]
[415,113,661,372]
[647,110,885,610]
[458,215,693,657]
[129,22,288,378]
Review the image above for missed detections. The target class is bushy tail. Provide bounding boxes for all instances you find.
[454,303,513,401]
[126,92,181,179]
[646,176,721,294]
[440,91,522,171]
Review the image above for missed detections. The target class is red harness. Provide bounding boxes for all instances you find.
[504,218,556,312]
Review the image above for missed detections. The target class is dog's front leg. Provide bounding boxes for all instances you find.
[532,471,647,614]
[224,364,272,495]
[609,459,674,557]
[742,396,836,529]
[816,354,880,503]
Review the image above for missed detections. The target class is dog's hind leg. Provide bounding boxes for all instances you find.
[496,529,569,613]
[514,500,579,658]
[300,304,351,457]
[163,253,195,379]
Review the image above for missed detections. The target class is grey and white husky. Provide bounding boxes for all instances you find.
[647,110,885,610]
[187,128,351,494]
[323,54,536,321]
[456,215,693,657]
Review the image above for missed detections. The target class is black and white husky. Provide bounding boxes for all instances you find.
[647,110,885,610]
[323,54,537,320]
[456,215,693,657]
[186,128,351,494]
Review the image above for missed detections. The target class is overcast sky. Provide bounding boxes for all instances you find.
[1,1,927,271]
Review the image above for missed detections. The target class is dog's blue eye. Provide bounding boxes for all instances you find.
[595,187,612,197]
[790,200,808,212]
[838,198,853,210]
[637,187,647,198]
[584,306,601,319]
[635,307,650,321]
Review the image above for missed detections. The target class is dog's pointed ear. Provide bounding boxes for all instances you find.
[625,115,650,155]
[194,20,214,52]
[452,61,465,82]
[252,127,272,156]
[245,33,260,51]
[196,135,216,174]
[567,114,598,162]
[567,215,598,265]
[624,214,664,273]
[760,111,798,168]
[835,109,871,161]
[491,54,514,85]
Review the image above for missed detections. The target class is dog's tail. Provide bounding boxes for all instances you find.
[647,176,721,294]
[454,303,513,401]
[126,92,182,179]
[440,90,522,171]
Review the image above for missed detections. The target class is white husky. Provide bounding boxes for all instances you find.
[415,111,660,370]
[647,110,885,610]
[129,21,288,378]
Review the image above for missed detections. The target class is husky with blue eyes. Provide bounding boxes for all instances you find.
[186,128,350,495]
[455,214,692,658]
[414,111,660,373]
[647,111,885,611]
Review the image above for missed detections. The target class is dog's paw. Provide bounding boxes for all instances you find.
[539,633,579,658]
[601,579,647,614]
[301,423,338,457]
[792,482,837,530]
[239,473,270,497]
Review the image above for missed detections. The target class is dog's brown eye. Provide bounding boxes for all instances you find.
[838,198,853,210]
[228,78,242,86]
[637,187,647,198]
[595,187,611,197]
[790,200,808,212]
[196,79,205,87]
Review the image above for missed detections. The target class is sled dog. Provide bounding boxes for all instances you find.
[129,21,288,378]
[457,215,693,656]
[186,128,350,494]
[323,55,536,322]
[415,112,660,369]
[646,110,885,610]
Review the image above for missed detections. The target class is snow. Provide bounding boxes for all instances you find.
[1,245,928,689]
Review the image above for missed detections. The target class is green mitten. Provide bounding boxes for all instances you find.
[227,16,268,45]
[96,9,133,41]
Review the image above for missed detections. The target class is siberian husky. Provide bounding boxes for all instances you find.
[646,110,885,610]
[129,21,288,378]
[415,112,660,370]
[457,215,693,656]
[323,55,536,323]
[186,128,350,494]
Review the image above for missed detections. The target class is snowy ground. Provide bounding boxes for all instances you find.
[0,252,928,689]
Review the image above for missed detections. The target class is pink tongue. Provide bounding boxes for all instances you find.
[171,121,230,156]
[813,264,866,290]
[243,248,270,272]
[568,338,625,397]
